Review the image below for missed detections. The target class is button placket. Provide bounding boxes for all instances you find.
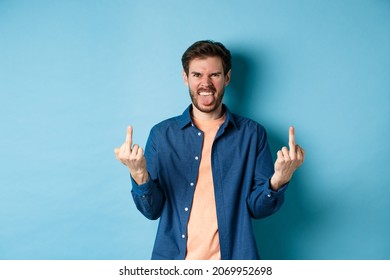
[181,125,201,243]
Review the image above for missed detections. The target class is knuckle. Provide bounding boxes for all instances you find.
[120,158,128,164]
[290,155,296,161]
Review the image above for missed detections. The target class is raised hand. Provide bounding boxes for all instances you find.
[114,126,149,185]
[271,126,305,190]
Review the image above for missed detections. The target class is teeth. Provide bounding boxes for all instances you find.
[199,92,213,96]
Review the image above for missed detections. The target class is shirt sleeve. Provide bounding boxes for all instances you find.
[246,125,288,219]
[130,127,165,220]
[131,176,165,220]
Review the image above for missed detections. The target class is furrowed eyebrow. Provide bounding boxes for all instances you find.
[190,71,222,77]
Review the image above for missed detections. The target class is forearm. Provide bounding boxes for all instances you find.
[131,176,165,220]
[247,179,288,219]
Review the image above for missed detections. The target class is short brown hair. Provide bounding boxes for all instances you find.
[181,40,232,76]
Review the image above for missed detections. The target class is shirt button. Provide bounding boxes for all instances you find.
[182,234,186,239]
[198,132,202,136]
[267,194,271,198]
[190,182,194,187]
[184,207,189,211]
[195,156,199,160]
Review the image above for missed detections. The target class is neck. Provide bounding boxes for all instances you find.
[191,105,224,121]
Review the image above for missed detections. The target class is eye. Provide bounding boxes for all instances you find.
[211,73,221,78]
[192,72,201,78]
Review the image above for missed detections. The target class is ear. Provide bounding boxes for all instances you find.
[224,69,231,86]
[182,69,189,86]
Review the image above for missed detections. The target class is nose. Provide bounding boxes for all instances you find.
[200,75,212,87]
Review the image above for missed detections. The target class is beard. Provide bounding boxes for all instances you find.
[188,85,225,114]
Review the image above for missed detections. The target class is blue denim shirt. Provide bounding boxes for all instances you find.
[131,104,288,260]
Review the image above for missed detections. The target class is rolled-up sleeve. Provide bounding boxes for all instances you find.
[246,125,289,219]
[131,176,164,220]
[131,127,165,220]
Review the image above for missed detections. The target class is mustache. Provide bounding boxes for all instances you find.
[197,86,216,94]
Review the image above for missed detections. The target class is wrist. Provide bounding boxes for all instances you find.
[270,173,289,191]
[130,169,149,185]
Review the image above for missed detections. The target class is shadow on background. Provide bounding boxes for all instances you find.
[228,49,325,259]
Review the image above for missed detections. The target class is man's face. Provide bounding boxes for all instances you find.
[183,56,231,115]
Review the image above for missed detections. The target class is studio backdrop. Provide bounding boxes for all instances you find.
[0,0,389,259]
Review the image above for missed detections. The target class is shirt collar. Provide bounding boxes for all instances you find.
[178,104,238,130]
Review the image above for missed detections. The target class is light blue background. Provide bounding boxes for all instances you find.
[1,0,389,260]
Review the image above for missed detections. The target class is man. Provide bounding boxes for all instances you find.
[114,40,305,260]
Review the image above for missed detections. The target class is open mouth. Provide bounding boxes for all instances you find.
[197,86,216,96]
[198,91,214,96]
[196,89,216,106]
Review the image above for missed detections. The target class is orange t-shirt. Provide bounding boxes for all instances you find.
[185,114,226,260]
